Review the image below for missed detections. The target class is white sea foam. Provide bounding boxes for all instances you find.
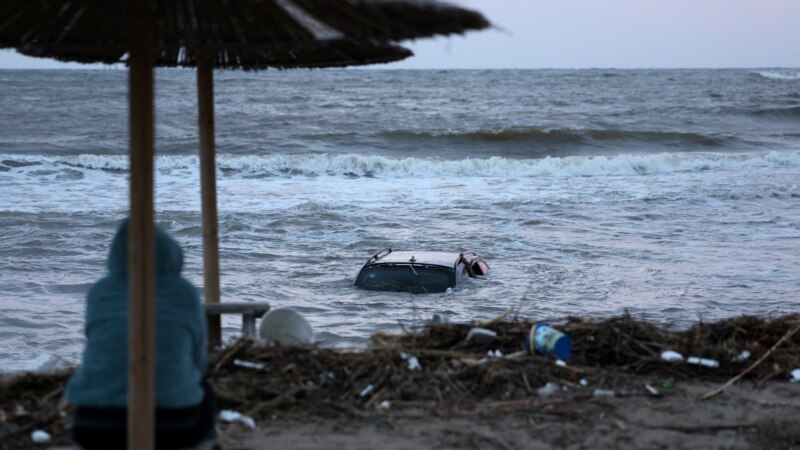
[753,70,800,81]
[2,150,799,180]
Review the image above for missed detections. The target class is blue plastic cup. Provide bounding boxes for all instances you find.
[523,323,572,360]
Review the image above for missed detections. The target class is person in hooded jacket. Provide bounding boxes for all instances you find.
[66,219,216,449]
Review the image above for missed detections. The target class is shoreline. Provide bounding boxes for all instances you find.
[2,313,799,449]
[228,379,800,450]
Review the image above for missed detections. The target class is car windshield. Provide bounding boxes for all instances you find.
[355,265,455,294]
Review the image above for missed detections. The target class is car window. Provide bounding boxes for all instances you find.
[356,265,455,294]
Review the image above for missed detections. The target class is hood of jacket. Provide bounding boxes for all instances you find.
[107,219,183,275]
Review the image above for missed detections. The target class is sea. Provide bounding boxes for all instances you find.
[1,68,799,372]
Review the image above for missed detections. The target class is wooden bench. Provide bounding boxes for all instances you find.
[204,302,271,338]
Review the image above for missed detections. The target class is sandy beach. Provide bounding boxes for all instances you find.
[226,381,800,450]
[3,314,800,449]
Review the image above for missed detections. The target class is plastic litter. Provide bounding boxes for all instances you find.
[31,430,51,444]
[663,379,676,389]
[258,308,314,346]
[660,350,684,362]
[465,327,497,345]
[555,359,567,367]
[359,384,375,398]
[733,350,751,363]
[378,400,392,410]
[644,384,661,397]
[219,410,256,429]
[593,388,616,398]
[233,359,265,370]
[523,324,572,360]
[790,369,800,383]
[537,382,559,398]
[319,371,336,385]
[686,356,719,368]
[579,379,589,387]
[400,352,422,371]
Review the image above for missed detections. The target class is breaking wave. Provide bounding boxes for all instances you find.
[2,150,798,179]
[752,70,800,81]
[378,127,729,147]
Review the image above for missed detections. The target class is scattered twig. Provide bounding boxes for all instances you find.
[701,321,800,400]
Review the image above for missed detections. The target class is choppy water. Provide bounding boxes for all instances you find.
[1,68,799,372]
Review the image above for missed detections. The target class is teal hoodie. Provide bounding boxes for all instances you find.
[66,219,207,408]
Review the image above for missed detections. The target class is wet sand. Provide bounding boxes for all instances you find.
[226,380,800,450]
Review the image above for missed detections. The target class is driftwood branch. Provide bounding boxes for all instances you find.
[701,321,800,400]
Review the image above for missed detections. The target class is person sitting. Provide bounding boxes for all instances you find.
[65,219,216,449]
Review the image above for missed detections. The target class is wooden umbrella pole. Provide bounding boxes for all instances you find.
[197,47,222,347]
[128,3,156,449]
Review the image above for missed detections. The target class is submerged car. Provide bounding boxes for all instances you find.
[354,248,489,294]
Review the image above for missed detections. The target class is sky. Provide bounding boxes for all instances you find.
[1,0,799,70]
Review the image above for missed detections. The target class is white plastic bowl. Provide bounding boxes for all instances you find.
[258,308,314,345]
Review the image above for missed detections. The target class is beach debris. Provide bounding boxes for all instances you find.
[732,350,752,363]
[537,382,559,398]
[579,379,589,387]
[233,359,266,370]
[702,320,800,400]
[687,357,719,368]
[30,430,51,444]
[555,359,567,367]
[660,350,684,362]
[593,388,616,398]
[259,308,314,345]
[644,384,662,397]
[400,352,422,371]
[13,404,28,418]
[219,410,256,429]
[465,327,497,345]
[319,371,336,385]
[378,400,392,410]
[486,349,503,358]
[790,369,800,383]
[359,384,375,398]
[523,324,572,360]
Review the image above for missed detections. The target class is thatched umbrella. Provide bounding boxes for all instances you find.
[1,1,489,447]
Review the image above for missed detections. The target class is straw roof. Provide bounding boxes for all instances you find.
[1,0,489,68]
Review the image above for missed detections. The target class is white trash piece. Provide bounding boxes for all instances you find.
[465,328,497,345]
[687,357,719,368]
[790,369,800,383]
[579,379,589,387]
[233,359,265,370]
[593,388,616,398]
[219,410,256,429]
[400,352,422,371]
[537,382,559,398]
[258,308,314,345]
[660,350,684,362]
[378,400,392,410]
[486,349,503,358]
[732,350,751,363]
[555,359,567,367]
[359,384,375,398]
[31,430,51,444]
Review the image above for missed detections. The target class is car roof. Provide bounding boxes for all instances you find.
[370,251,460,269]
